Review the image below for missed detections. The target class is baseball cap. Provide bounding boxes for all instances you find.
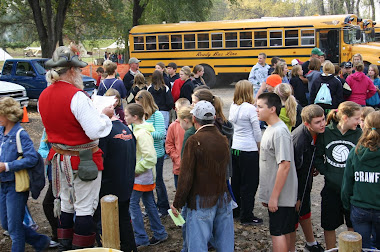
[344,62,353,68]
[311,47,324,56]
[291,59,300,66]
[190,101,215,120]
[266,74,282,88]
[340,61,347,68]
[128,57,141,64]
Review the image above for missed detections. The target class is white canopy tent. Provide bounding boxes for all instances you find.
[0,48,12,61]
[100,41,125,50]
[24,46,42,57]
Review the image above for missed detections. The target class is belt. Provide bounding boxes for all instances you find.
[52,146,99,156]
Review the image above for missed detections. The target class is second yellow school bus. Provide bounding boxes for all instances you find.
[129,14,380,87]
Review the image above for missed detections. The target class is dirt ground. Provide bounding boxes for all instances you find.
[0,84,347,251]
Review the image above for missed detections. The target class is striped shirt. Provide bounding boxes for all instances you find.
[146,110,166,158]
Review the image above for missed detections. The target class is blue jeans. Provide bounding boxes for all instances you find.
[185,194,234,252]
[351,205,380,249]
[0,181,49,252]
[159,110,170,131]
[174,174,178,189]
[155,156,170,215]
[129,190,167,246]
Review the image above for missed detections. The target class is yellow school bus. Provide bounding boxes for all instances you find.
[375,23,380,42]
[129,14,380,87]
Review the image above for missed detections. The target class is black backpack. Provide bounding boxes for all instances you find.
[16,129,46,199]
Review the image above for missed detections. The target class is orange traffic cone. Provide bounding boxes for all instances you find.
[21,106,29,123]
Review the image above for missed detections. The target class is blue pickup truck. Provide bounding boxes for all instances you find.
[0,58,96,99]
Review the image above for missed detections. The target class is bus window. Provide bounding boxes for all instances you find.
[270,31,282,47]
[225,32,237,48]
[198,33,209,49]
[211,33,223,48]
[240,31,252,47]
[146,36,157,50]
[285,30,298,46]
[184,34,195,49]
[158,35,169,50]
[301,29,315,45]
[254,31,267,47]
[134,36,144,50]
[171,35,182,49]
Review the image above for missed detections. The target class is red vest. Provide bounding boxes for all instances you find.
[39,81,91,146]
[39,81,103,170]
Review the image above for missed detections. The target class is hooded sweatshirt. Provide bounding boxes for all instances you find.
[279,105,302,132]
[346,72,377,105]
[341,147,380,211]
[229,102,261,152]
[315,121,362,192]
[215,117,234,179]
[130,122,157,191]
[310,74,344,109]
[165,119,185,175]
[306,70,321,93]
[147,84,174,111]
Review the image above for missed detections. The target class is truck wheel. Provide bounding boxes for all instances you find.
[202,65,217,88]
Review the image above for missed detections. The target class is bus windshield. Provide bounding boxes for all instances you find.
[343,26,362,44]
[362,28,376,43]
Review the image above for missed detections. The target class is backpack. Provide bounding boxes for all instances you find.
[16,129,46,199]
[314,83,332,105]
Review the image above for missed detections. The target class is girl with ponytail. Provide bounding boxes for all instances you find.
[342,110,380,249]
[274,83,301,131]
[314,101,362,250]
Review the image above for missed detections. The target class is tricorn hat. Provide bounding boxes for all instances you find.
[45,46,87,69]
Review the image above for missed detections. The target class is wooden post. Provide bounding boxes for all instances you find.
[101,195,120,249]
[338,231,362,252]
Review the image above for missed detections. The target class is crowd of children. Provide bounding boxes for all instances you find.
[2,48,380,252]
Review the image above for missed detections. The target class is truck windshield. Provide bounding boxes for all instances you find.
[343,26,362,44]
[33,60,47,75]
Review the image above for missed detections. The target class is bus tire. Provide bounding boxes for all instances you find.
[202,65,217,88]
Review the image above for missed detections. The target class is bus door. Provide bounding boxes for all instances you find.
[318,29,340,64]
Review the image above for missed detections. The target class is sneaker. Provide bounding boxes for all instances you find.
[136,242,149,248]
[149,236,168,246]
[304,242,324,252]
[142,211,148,218]
[241,216,263,225]
[49,240,60,248]
[3,230,9,237]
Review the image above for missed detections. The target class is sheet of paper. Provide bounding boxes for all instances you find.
[92,95,116,114]
[167,209,186,226]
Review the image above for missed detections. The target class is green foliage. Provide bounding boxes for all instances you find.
[223,0,318,20]
[140,0,214,24]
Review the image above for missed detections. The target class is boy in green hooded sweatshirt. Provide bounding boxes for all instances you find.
[314,101,362,250]
[125,103,168,248]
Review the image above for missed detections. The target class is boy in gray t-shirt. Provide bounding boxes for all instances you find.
[256,92,297,252]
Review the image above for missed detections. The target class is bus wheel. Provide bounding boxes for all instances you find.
[202,65,217,88]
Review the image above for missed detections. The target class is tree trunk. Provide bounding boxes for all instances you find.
[132,0,147,26]
[356,0,360,17]
[28,0,71,58]
[319,0,326,15]
[369,0,375,20]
